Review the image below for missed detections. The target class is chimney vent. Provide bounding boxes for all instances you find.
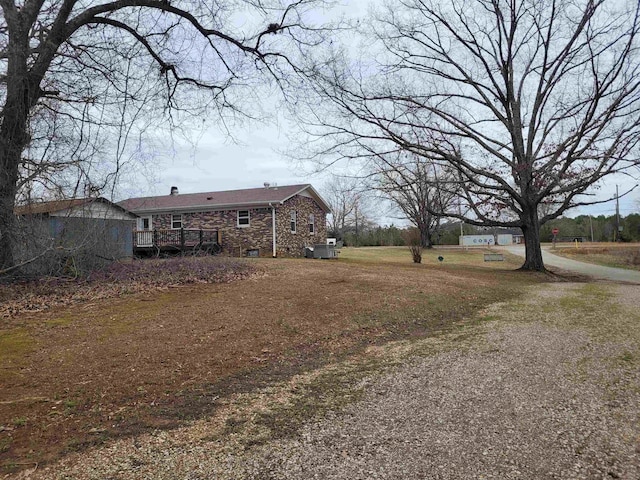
[263,182,270,189]
[170,186,179,196]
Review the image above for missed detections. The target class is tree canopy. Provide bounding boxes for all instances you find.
[296,0,640,270]
[0,0,330,272]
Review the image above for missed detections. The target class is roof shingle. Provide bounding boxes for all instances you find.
[118,184,330,213]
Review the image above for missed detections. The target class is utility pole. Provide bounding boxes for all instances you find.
[458,194,464,245]
[589,215,594,243]
[354,203,359,247]
[615,185,620,242]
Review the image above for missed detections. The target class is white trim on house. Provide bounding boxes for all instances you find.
[290,210,297,233]
[281,185,331,213]
[171,214,183,229]
[136,215,153,247]
[309,213,315,234]
[270,204,277,257]
[237,209,250,227]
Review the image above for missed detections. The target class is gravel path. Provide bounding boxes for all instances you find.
[21,283,640,480]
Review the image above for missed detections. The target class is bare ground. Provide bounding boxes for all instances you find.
[8,270,640,478]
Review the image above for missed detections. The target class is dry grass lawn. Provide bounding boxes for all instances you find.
[0,247,540,473]
[551,242,640,270]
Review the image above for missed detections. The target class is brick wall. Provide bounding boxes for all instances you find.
[148,195,326,257]
[275,195,327,257]
[152,208,273,256]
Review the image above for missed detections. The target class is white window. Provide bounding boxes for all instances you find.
[309,214,315,234]
[171,214,182,229]
[137,216,152,231]
[290,210,297,233]
[237,210,250,227]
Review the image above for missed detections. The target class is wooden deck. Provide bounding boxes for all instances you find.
[133,229,220,254]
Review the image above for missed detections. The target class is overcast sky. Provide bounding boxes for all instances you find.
[119,0,640,224]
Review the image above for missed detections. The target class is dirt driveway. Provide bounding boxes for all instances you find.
[20,274,640,478]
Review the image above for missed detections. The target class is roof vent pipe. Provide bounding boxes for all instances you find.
[170,186,179,196]
[264,182,270,189]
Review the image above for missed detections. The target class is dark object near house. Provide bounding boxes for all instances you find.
[14,197,137,276]
[132,228,221,256]
[313,244,337,259]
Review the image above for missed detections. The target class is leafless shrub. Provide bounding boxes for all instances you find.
[402,228,423,264]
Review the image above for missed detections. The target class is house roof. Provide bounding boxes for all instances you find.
[15,197,135,217]
[118,184,331,213]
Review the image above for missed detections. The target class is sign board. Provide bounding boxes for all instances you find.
[552,228,559,235]
[497,234,514,245]
[459,235,495,246]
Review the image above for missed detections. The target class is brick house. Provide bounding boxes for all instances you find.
[118,184,330,257]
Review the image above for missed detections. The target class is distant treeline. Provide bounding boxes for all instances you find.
[333,213,640,247]
[541,214,640,243]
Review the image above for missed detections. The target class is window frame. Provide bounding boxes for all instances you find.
[309,213,315,234]
[290,210,297,234]
[171,214,183,230]
[237,210,250,227]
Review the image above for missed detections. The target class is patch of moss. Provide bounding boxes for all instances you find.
[0,328,35,367]
[45,316,74,327]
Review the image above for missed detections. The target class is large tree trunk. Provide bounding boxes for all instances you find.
[520,208,545,271]
[419,226,433,249]
[0,20,37,274]
[418,216,433,249]
[0,155,19,273]
[0,107,27,273]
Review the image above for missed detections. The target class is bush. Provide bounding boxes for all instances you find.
[0,257,258,319]
[402,228,423,263]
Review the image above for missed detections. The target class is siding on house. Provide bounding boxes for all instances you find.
[50,202,136,220]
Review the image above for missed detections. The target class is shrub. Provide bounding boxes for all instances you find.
[402,228,423,264]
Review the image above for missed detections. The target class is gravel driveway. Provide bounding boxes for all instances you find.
[23,283,640,480]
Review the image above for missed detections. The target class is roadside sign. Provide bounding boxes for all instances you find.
[552,228,559,235]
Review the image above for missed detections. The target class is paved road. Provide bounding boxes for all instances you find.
[502,245,640,284]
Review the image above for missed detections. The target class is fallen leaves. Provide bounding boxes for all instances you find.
[0,257,259,321]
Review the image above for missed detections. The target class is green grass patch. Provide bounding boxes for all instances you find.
[0,328,35,370]
[45,316,75,327]
[557,284,616,314]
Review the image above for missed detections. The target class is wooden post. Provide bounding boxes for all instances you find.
[180,228,185,250]
[199,229,203,244]
[153,229,158,247]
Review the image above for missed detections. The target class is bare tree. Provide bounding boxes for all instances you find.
[370,152,457,248]
[0,0,332,272]
[322,175,361,240]
[297,0,640,270]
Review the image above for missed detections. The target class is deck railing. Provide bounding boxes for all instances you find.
[133,228,219,250]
